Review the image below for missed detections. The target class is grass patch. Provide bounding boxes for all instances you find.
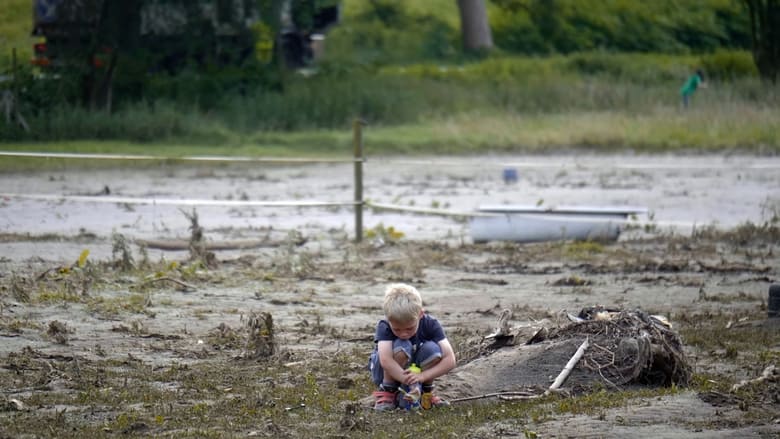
[676,309,780,370]
[86,293,151,317]
[5,99,777,173]
[562,241,605,259]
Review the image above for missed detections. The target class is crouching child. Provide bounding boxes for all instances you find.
[368,283,456,411]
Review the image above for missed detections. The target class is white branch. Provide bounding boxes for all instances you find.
[546,337,589,394]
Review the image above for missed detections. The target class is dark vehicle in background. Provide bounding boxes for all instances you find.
[30,0,339,107]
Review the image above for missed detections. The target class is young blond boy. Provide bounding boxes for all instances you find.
[368,283,456,411]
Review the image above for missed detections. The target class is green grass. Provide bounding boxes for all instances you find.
[2,51,775,151]
[1,100,778,173]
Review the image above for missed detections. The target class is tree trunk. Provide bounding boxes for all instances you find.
[745,0,780,83]
[457,0,494,52]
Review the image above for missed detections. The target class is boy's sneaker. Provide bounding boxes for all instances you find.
[372,390,398,411]
[420,392,449,409]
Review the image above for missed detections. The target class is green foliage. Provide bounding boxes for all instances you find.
[491,0,751,55]
[0,0,775,149]
[700,49,759,80]
[325,0,459,65]
[2,51,777,146]
[365,223,405,243]
[0,0,38,65]
[564,52,693,83]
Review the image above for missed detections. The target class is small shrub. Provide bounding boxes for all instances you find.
[700,50,758,80]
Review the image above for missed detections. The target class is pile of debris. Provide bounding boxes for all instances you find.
[440,306,691,402]
[548,307,690,387]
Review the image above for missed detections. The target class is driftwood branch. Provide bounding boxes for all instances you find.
[137,239,274,251]
[546,337,589,394]
[450,390,542,403]
[140,276,196,291]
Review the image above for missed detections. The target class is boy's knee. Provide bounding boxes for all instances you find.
[392,349,409,365]
[391,339,413,366]
[417,340,443,368]
[422,356,441,369]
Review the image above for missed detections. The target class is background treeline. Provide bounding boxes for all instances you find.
[491,0,750,55]
[325,0,751,64]
[0,0,777,150]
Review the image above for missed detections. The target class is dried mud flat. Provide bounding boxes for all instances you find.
[1,156,779,438]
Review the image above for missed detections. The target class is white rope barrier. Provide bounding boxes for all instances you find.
[375,158,780,170]
[1,193,357,208]
[1,149,731,239]
[0,151,359,164]
[3,151,778,170]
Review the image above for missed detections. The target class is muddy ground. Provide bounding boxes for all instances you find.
[1,154,779,438]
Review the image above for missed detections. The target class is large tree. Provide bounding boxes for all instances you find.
[457,0,493,52]
[744,0,780,82]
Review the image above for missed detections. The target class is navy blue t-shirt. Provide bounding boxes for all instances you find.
[374,314,446,346]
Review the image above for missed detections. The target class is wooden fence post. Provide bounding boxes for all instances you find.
[353,119,365,242]
[12,48,17,82]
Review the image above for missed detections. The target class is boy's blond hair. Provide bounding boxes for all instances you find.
[383,283,423,323]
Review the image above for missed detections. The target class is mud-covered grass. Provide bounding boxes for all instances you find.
[1,347,774,438]
[1,225,779,437]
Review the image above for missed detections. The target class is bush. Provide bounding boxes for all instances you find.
[324,0,460,65]
[565,52,695,84]
[490,0,750,55]
[699,50,758,80]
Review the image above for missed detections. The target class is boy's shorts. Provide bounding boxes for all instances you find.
[368,339,442,385]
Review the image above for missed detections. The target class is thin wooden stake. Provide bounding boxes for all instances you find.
[353,119,365,243]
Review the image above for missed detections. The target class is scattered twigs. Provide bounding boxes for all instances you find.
[546,337,589,395]
[731,365,777,392]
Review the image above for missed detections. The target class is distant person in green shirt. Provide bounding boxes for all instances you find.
[680,69,706,108]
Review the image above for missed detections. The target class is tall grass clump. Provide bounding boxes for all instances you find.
[7,101,232,144]
[219,73,436,131]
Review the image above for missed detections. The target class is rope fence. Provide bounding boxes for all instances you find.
[0,122,372,241]
[0,193,357,208]
[4,120,767,242]
[0,151,358,164]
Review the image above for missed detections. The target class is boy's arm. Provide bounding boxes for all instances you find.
[376,340,406,383]
[419,338,456,383]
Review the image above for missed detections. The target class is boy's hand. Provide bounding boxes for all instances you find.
[402,368,423,385]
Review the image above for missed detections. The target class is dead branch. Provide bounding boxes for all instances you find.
[450,390,543,403]
[140,277,196,292]
[137,239,276,251]
[497,394,544,401]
